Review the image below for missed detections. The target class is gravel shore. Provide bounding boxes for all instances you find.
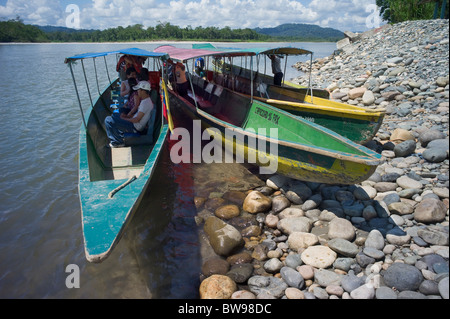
[195,19,449,300]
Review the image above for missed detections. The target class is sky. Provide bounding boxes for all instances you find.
[0,0,383,32]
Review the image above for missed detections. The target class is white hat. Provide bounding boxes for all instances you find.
[133,81,151,92]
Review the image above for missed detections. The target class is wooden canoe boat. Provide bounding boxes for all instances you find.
[193,44,385,144]
[237,87,385,145]
[155,45,383,185]
[65,48,170,263]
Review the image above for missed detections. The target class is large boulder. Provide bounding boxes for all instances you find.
[383,263,423,292]
[243,191,272,213]
[199,275,237,299]
[414,198,447,224]
[204,216,244,256]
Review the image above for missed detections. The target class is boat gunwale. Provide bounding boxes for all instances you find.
[235,91,386,118]
[191,96,384,166]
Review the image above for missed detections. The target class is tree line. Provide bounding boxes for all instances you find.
[0,18,49,42]
[1,19,269,43]
[376,0,448,23]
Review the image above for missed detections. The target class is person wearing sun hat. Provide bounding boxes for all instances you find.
[105,81,154,148]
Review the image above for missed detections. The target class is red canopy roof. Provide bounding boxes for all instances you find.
[154,45,254,62]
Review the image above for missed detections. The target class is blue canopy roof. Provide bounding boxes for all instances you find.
[65,47,169,62]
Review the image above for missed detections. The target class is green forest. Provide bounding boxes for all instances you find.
[1,18,346,43]
[376,0,448,23]
[0,19,49,42]
[0,19,269,43]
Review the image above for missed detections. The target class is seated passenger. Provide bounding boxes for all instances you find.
[138,67,149,81]
[120,67,137,97]
[175,62,189,97]
[105,81,154,148]
[118,78,139,115]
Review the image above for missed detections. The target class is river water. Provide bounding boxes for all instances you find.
[0,41,336,299]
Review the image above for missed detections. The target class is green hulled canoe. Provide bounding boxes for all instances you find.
[155,45,384,185]
[194,44,385,145]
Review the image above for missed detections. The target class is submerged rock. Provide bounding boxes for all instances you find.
[204,216,244,256]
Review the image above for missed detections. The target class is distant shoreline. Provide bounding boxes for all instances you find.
[0,39,338,45]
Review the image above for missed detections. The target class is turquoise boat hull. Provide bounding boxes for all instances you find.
[78,80,169,263]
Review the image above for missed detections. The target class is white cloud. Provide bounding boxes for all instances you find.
[1,0,380,31]
[0,0,65,25]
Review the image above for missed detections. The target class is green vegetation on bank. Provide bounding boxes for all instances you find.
[1,19,344,43]
[376,0,449,23]
[0,18,49,42]
[44,22,270,42]
[1,20,268,43]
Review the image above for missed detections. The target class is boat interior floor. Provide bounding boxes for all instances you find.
[105,144,153,180]
[89,134,155,182]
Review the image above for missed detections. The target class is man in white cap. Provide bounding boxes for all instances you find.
[105,81,154,148]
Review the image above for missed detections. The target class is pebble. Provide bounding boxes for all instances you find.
[376,286,398,299]
[439,277,449,299]
[301,246,337,269]
[280,266,305,289]
[199,275,237,299]
[328,217,356,241]
[328,238,360,257]
[243,191,272,213]
[383,263,424,292]
[350,284,375,299]
[285,287,305,299]
[231,290,256,299]
[297,264,314,280]
[341,271,366,293]
[197,19,449,300]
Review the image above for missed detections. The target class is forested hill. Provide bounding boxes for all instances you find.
[254,23,345,42]
[1,19,344,43]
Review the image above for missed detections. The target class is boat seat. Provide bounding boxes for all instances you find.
[187,90,214,109]
[191,75,199,88]
[210,85,223,105]
[124,90,158,146]
[215,74,224,86]
[196,78,206,95]
[203,83,216,101]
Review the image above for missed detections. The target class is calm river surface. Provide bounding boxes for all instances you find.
[0,41,336,298]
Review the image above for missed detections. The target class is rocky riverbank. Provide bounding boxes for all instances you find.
[194,19,449,299]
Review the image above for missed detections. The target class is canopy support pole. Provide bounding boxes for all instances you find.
[104,56,111,85]
[81,60,94,110]
[250,56,254,103]
[185,63,199,109]
[282,55,288,86]
[68,62,87,130]
[93,58,101,96]
[307,53,314,104]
